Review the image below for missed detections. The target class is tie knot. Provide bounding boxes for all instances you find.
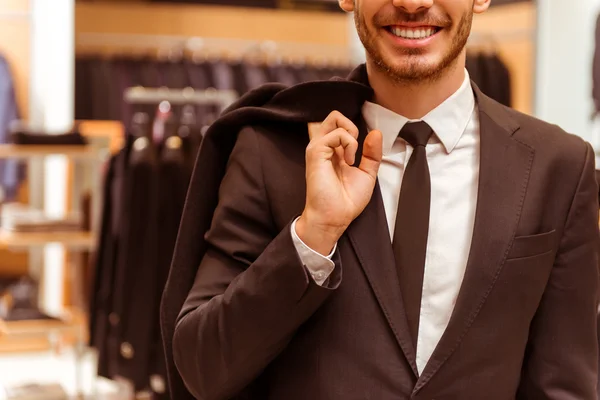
[399,121,433,148]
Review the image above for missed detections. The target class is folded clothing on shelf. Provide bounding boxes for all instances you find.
[1,203,82,233]
[0,277,55,322]
[9,127,87,146]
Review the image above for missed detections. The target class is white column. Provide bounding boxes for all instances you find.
[534,0,599,145]
[29,0,75,315]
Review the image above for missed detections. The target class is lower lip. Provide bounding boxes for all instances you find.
[384,28,441,49]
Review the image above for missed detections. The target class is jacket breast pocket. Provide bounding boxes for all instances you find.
[506,230,558,261]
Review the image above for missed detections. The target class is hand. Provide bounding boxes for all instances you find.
[296,111,383,255]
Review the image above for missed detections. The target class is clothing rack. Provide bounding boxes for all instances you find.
[76,32,354,66]
[124,87,239,113]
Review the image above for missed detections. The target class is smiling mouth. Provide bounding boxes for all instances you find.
[385,26,442,40]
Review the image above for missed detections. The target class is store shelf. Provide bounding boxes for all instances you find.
[0,230,96,249]
[0,316,77,337]
[0,309,86,353]
[0,144,99,159]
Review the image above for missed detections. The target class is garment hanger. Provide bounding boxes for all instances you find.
[177,105,200,156]
[130,111,152,155]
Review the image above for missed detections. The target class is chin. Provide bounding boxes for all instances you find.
[376,56,443,82]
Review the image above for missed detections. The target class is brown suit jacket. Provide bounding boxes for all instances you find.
[163,65,600,399]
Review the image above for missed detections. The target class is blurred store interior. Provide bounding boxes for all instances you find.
[0,0,598,398]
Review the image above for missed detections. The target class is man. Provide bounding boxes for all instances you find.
[160,0,600,398]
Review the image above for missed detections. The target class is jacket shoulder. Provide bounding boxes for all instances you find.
[502,106,592,172]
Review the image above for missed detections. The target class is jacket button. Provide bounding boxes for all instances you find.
[150,375,166,394]
[120,342,135,359]
[109,313,120,326]
[133,136,149,151]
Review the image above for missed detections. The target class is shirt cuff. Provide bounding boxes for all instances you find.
[291,217,336,286]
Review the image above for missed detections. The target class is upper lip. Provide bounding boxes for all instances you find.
[387,23,440,29]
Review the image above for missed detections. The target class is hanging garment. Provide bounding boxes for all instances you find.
[184,60,219,127]
[242,61,271,91]
[267,63,298,87]
[489,54,512,107]
[107,133,161,391]
[156,59,189,89]
[90,122,194,396]
[75,57,94,120]
[178,105,203,169]
[149,133,191,399]
[208,60,236,91]
[103,57,132,125]
[228,61,249,95]
[295,63,322,82]
[466,52,512,108]
[89,58,114,121]
[0,54,22,200]
[478,53,512,107]
[185,60,213,90]
[206,59,238,123]
[89,147,126,379]
[465,52,482,88]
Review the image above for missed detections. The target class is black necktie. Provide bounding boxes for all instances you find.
[393,121,434,351]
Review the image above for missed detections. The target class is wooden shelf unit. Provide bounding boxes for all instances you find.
[0,312,79,337]
[0,230,96,250]
[0,138,108,356]
[0,308,85,353]
[0,144,100,159]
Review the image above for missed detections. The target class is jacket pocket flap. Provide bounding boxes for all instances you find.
[507,230,558,260]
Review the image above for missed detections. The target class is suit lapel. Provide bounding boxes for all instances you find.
[414,87,534,393]
[346,118,419,377]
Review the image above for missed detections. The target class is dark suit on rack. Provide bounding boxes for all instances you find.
[90,137,135,379]
[75,57,94,120]
[150,136,192,398]
[106,135,162,391]
[91,127,194,396]
[267,64,298,86]
[466,52,512,108]
[161,65,600,399]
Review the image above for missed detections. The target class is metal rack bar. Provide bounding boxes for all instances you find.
[123,87,239,112]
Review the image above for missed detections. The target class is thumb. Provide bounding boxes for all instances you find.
[358,130,383,179]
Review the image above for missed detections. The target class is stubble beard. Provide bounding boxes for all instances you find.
[355,5,473,85]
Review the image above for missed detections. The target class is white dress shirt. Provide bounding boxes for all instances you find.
[292,70,480,374]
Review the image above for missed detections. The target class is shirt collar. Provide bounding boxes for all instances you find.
[362,69,475,155]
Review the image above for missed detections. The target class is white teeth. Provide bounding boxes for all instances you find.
[391,27,436,40]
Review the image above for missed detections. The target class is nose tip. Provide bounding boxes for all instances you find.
[392,0,434,13]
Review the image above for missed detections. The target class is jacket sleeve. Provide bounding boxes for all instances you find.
[172,126,342,400]
[517,142,600,399]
